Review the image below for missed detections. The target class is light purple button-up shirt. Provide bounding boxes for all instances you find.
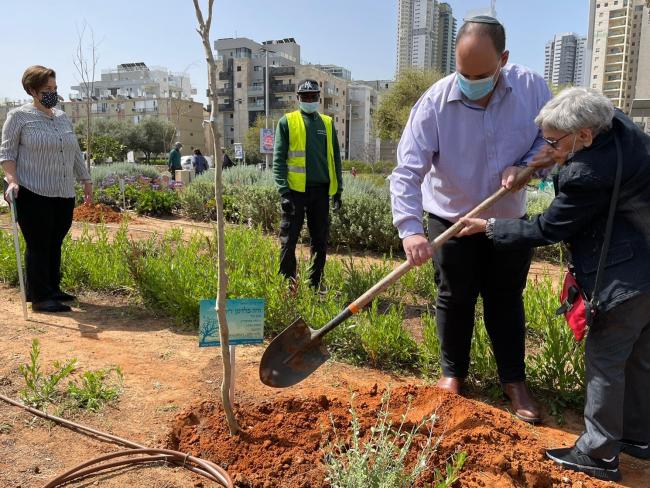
[389,63,551,239]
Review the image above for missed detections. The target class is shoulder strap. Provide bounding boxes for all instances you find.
[591,133,623,310]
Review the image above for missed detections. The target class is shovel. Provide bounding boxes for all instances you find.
[4,182,28,320]
[260,166,536,387]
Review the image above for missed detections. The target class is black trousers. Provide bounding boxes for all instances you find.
[279,186,329,288]
[15,187,75,302]
[427,214,533,383]
[577,291,650,458]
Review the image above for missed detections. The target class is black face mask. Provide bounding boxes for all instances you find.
[40,91,58,109]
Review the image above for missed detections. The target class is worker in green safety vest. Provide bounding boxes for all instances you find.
[273,79,343,291]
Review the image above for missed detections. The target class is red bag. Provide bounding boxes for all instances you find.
[556,268,592,341]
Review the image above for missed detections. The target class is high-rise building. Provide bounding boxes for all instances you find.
[213,37,348,153]
[396,0,457,76]
[544,33,588,87]
[437,3,457,75]
[587,0,650,114]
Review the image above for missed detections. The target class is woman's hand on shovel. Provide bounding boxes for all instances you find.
[457,218,487,237]
[403,234,433,266]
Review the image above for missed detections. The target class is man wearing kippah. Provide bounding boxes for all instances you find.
[273,79,343,291]
[389,16,552,423]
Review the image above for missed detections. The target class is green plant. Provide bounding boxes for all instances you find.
[135,187,179,216]
[90,162,160,187]
[358,302,417,371]
[67,367,123,412]
[61,224,134,292]
[524,276,585,412]
[324,391,440,488]
[418,313,441,378]
[19,339,77,410]
[431,451,467,488]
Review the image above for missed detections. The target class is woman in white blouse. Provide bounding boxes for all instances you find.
[0,65,93,312]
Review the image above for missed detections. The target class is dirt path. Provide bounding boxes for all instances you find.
[0,285,647,487]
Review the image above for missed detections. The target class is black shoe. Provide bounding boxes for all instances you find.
[545,446,621,482]
[52,291,76,302]
[621,439,650,459]
[32,300,71,313]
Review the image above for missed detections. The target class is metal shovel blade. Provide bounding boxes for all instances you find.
[259,317,330,388]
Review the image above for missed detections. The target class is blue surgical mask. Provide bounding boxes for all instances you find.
[456,64,501,101]
[299,102,319,114]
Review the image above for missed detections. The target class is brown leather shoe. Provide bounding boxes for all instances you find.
[436,376,464,395]
[503,381,541,424]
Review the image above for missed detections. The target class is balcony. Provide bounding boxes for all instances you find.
[218,71,233,81]
[271,83,295,93]
[218,103,234,112]
[248,85,264,96]
[216,87,233,96]
[271,100,292,110]
[248,101,265,111]
[270,66,295,77]
[324,104,339,114]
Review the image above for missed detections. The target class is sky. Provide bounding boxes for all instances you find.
[0,0,590,105]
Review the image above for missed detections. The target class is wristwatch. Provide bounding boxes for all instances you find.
[485,218,496,239]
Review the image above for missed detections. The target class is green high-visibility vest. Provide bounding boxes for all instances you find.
[285,110,338,196]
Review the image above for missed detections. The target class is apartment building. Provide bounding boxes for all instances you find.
[61,62,206,151]
[396,0,457,76]
[544,33,588,87]
[587,0,650,114]
[213,37,348,155]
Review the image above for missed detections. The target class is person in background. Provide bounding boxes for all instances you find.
[459,87,650,483]
[192,149,209,175]
[0,65,93,313]
[388,15,552,423]
[273,79,343,291]
[222,147,234,170]
[168,141,182,180]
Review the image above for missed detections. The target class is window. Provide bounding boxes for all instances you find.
[190,133,193,137]
[230,114,233,119]
[253,66,261,71]
[231,139,234,144]
[230,127,234,131]
[237,82,242,88]
[237,66,242,72]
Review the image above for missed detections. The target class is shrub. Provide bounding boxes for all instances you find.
[90,162,160,186]
[60,224,134,292]
[324,391,449,488]
[135,187,179,216]
[417,313,441,377]
[358,302,418,371]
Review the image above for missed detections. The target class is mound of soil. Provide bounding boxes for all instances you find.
[73,203,122,223]
[168,385,605,488]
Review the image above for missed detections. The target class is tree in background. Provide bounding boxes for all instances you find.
[73,21,100,171]
[373,69,442,142]
[242,115,268,166]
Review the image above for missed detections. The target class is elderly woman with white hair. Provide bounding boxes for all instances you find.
[460,87,650,482]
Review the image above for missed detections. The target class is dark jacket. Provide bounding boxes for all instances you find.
[192,154,209,174]
[492,111,650,312]
[168,148,182,171]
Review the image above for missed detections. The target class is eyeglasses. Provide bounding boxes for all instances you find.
[542,133,571,149]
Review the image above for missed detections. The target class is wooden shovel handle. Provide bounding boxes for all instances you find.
[348,165,536,313]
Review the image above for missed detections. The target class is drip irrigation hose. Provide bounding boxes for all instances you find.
[0,393,233,487]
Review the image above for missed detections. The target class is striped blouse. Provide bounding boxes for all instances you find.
[0,103,91,198]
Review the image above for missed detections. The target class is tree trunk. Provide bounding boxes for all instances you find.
[192,0,240,435]
[86,100,92,171]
